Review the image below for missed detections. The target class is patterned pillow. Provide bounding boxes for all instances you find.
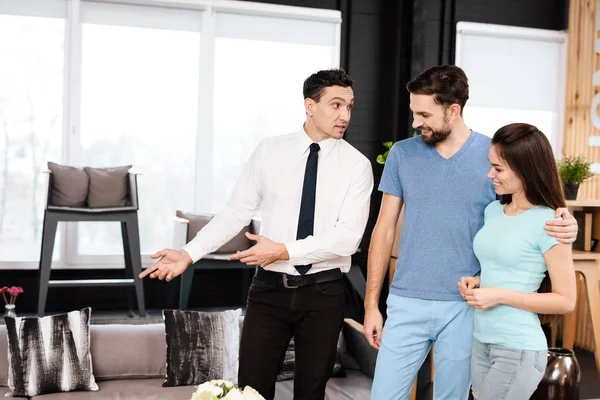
[162,308,241,387]
[4,307,99,397]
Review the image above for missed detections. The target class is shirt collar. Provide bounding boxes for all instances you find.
[296,125,337,157]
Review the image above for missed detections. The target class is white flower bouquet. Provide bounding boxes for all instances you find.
[190,380,265,400]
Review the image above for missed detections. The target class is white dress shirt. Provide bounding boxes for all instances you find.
[183,127,374,275]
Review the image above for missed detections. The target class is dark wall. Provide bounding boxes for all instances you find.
[413,0,569,76]
[5,0,569,318]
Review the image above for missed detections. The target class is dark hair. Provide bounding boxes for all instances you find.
[303,68,353,102]
[406,65,469,114]
[492,123,566,326]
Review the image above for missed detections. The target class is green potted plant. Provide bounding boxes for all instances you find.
[557,155,594,200]
[376,131,418,165]
[376,141,394,165]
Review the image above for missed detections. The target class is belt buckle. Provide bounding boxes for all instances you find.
[282,274,299,289]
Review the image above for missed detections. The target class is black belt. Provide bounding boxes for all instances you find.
[255,267,342,289]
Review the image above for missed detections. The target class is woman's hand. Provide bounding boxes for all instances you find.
[462,286,505,309]
[458,276,480,300]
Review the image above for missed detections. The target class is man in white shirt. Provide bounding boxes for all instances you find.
[139,68,374,400]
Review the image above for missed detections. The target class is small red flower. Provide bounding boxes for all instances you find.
[0,287,7,294]
[7,286,23,297]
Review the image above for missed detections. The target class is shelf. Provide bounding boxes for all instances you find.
[572,249,600,261]
[566,199,600,208]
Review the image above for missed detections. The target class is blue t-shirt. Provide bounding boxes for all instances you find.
[378,131,496,301]
[473,200,560,350]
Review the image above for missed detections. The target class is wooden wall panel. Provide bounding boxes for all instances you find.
[563,0,600,199]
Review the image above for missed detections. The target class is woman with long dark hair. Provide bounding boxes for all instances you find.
[459,123,577,399]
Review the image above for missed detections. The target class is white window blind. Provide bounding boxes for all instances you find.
[455,21,567,155]
[209,10,340,212]
[81,1,203,32]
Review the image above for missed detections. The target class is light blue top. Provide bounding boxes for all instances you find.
[378,131,496,301]
[473,200,561,350]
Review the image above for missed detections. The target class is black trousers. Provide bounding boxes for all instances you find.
[238,270,346,400]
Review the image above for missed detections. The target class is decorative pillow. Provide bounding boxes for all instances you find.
[176,210,252,254]
[84,165,131,208]
[276,332,347,381]
[4,307,99,397]
[47,161,89,207]
[162,308,241,387]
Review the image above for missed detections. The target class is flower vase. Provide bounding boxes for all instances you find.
[4,304,16,319]
[530,348,580,399]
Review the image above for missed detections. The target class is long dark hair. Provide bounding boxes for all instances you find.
[492,123,566,326]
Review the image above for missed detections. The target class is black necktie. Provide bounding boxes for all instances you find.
[295,143,320,275]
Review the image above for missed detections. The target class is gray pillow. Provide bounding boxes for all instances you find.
[90,324,166,380]
[162,308,241,387]
[4,307,99,397]
[84,165,131,208]
[47,162,89,207]
[176,210,252,254]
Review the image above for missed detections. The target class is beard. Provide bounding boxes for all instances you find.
[421,124,452,145]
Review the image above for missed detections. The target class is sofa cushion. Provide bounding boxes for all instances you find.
[274,370,371,400]
[47,161,89,207]
[90,323,166,380]
[176,210,252,254]
[163,308,241,387]
[84,165,131,208]
[30,378,195,399]
[343,318,378,379]
[4,307,98,397]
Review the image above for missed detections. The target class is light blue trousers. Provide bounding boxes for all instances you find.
[371,294,474,400]
[471,339,546,400]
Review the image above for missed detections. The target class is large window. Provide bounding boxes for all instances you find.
[0,0,66,264]
[75,2,201,263]
[210,12,339,212]
[455,22,567,156]
[0,0,341,269]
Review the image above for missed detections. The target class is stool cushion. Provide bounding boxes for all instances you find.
[47,162,89,207]
[85,165,132,208]
[176,211,252,254]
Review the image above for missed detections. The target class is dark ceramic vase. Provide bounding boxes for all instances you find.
[564,184,580,201]
[530,348,580,400]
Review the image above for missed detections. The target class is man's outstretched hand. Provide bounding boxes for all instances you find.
[138,249,193,282]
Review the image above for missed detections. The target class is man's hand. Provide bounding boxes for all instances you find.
[138,249,193,282]
[363,307,383,349]
[228,233,289,268]
[545,207,578,244]
[463,287,505,309]
[458,276,480,300]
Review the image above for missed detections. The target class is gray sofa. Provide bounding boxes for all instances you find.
[0,317,376,399]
